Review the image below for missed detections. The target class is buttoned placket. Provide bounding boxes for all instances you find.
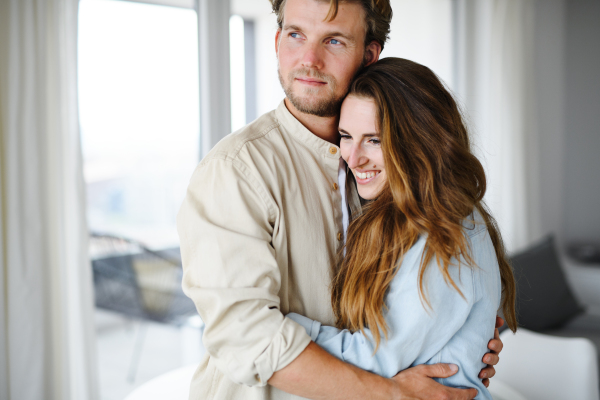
[324,145,344,250]
[275,101,348,257]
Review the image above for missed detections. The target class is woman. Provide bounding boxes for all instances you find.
[287,58,517,399]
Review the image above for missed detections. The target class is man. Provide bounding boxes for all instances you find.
[177,0,503,399]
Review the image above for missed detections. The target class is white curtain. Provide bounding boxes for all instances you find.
[454,0,541,252]
[0,0,99,399]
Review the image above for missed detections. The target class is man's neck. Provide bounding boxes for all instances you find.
[284,98,340,145]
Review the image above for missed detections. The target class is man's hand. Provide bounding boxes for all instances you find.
[479,316,505,387]
[391,364,478,400]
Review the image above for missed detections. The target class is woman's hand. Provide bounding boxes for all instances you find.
[479,316,505,387]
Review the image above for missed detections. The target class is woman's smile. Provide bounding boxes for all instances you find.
[338,95,386,200]
[354,169,381,182]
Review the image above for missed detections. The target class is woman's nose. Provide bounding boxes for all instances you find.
[345,145,368,169]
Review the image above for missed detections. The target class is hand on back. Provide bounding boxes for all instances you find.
[391,364,477,400]
[390,316,505,399]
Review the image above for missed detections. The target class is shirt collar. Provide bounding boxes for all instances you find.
[275,100,341,160]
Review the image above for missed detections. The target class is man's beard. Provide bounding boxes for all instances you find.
[278,67,344,118]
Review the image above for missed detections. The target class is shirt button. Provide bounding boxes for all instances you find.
[332,183,339,191]
[329,147,338,155]
[337,232,342,241]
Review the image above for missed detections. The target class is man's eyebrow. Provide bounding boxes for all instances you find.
[283,24,303,32]
[282,25,356,43]
[339,128,378,137]
[326,31,356,43]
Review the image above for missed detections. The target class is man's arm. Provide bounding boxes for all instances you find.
[178,157,312,386]
[268,320,505,400]
[269,342,479,400]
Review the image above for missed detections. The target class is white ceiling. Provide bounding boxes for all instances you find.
[231,0,273,19]
[120,0,273,16]
[122,0,196,9]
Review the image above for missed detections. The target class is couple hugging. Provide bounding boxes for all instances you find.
[177,0,517,399]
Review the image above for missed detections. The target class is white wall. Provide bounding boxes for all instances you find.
[529,0,600,248]
[563,0,600,244]
[381,0,453,88]
[533,0,566,243]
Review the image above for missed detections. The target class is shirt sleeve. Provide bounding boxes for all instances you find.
[287,234,484,380]
[178,155,311,387]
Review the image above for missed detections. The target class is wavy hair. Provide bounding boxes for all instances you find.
[331,58,518,350]
[269,0,392,50]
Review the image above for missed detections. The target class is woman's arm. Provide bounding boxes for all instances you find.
[288,229,498,383]
[287,262,476,378]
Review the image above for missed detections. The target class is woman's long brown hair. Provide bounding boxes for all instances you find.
[332,58,517,350]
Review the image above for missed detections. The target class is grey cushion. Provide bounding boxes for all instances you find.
[511,235,584,331]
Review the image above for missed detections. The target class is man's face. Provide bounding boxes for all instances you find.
[275,0,379,117]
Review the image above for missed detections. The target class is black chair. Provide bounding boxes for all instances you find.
[90,233,197,381]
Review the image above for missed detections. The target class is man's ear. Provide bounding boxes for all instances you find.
[275,29,282,58]
[364,40,382,67]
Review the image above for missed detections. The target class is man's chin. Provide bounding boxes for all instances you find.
[286,95,343,118]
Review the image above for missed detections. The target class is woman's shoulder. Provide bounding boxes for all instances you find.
[461,208,488,239]
[461,208,500,276]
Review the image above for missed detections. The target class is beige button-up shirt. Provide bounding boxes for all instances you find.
[178,101,360,399]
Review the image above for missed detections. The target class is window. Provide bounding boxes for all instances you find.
[79,0,200,249]
[78,1,203,398]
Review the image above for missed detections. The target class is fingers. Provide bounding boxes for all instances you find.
[467,388,478,399]
[419,363,459,379]
[495,316,505,329]
[488,337,503,354]
[483,351,499,365]
[482,378,489,388]
[479,365,496,380]
[449,387,478,400]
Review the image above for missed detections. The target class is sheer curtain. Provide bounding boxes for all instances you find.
[453,0,540,252]
[0,0,98,399]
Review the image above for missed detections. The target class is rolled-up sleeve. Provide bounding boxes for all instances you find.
[177,155,311,387]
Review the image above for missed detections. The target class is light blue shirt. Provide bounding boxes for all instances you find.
[287,210,500,400]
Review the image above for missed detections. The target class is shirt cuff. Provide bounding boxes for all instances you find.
[286,313,322,341]
[253,316,312,386]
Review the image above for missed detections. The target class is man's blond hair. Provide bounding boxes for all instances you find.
[270,0,392,50]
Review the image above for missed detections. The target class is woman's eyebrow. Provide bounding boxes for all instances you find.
[339,128,378,137]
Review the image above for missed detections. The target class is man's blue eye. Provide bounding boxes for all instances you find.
[291,33,300,38]
[330,39,341,45]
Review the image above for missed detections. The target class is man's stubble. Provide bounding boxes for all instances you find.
[278,56,368,118]
[278,67,344,117]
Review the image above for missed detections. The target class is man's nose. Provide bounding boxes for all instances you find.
[301,41,323,69]
[346,145,368,169]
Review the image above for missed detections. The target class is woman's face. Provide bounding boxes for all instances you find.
[339,95,386,200]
